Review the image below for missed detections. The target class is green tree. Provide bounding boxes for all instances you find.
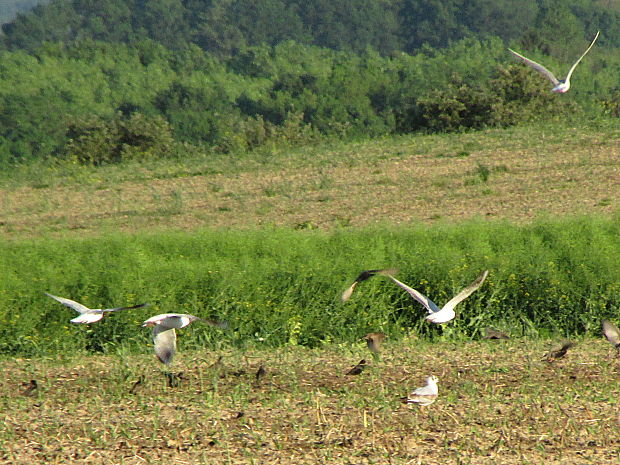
[398,0,469,51]
[1,0,80,51]
[135,0,190,49]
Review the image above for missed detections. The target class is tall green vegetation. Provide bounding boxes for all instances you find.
[2,216,620,356]
[0,36,617,166]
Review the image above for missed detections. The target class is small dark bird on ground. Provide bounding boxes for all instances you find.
[129,376,145,394]
[255,365,266,381]
[364,332,386,355]
[543,341,575,362]
[602,320,620,347]
[21,379,38,396]
[345,359,367,376]
[164,371,186,387]
[483,328,510,340]
[341,269,398,302]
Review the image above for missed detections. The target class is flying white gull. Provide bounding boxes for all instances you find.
[405,376,439,406]
[385,270,488,324]
[508,31,600,93]
[45,292,148,324]
[142,313,226,365]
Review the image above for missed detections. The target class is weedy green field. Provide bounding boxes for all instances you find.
[1,121,620,464]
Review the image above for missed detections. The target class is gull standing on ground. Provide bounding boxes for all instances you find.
[602,320,620,351]
[142,313,226,365]
[405,376,439,406]
[385,270,489,324]
[45,293,148,324]
[341,268,398,302]
[508,31,600,93]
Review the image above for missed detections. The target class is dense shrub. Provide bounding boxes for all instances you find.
[416,65,579,131]
[601,91,620,118]
[65,112,174,165]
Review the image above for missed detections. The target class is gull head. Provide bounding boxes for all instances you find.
[427,375,439,385]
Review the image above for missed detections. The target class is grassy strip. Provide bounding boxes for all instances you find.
[1,215,620,356]
[1,119,618,190]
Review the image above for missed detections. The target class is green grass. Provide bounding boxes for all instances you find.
[2,215,620,356]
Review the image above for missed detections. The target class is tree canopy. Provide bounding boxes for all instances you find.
[0,0,617,166]
[2,0,619,55]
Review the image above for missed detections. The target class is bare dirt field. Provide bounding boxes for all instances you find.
[2,124,619,238]
[1,338,618,464]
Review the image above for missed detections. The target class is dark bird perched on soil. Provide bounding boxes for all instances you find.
[345,359,367,376]
[543,341,575,362]
[484,328,510,340]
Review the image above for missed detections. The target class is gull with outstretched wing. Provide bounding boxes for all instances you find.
[142,313,226,365]
[341,268,398,302]
[602,320,620,351]
[508,31,600,93]
[385,270,488,324]
[46,292,147,324]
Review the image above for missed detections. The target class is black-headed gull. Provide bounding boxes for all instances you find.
[405,376,438,406]
[341,268,398,302]
[45,293,148,324]
[142,313,226,365]
[508,31,600,93]
[385,270,488,324]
